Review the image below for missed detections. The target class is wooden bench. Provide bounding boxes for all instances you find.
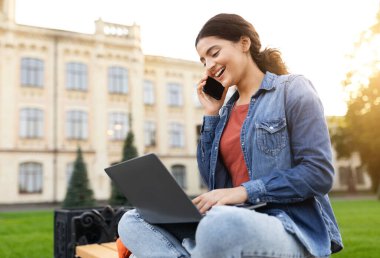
[75,241,118,258]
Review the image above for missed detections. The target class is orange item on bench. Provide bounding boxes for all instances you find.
[116,238,132,258]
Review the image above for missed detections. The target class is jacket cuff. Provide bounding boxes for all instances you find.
[241,179,266,204]
[201,115,220,132]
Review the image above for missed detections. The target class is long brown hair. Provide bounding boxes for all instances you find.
[195,13,288,75]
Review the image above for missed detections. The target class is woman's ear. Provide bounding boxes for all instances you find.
[240,36,251,52]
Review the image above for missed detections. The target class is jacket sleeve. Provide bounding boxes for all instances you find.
[197,115,220,188]
[242,76,334,204]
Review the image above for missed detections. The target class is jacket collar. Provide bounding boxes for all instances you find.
[225,71,277,107]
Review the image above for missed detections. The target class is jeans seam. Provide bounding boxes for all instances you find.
[132,212,183,257]
[242,251,314,258]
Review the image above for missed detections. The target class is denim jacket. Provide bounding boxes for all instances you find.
[197,72,343,257]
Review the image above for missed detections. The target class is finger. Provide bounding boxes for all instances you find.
[200,198,218,213]
[197,80,207,93]
[198,75,208,86]
[214,200,225,206]
[199,202,212,214]
[192,196,201,205]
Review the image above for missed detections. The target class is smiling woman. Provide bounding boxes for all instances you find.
[117,13,343,258]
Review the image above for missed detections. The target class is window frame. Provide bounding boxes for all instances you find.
[20,57,44,87]
[19,162,43,194]
[169,122,184,148]
[108,112,129,141]
[167,83,183,107]
[19,108,44,138]
[144,121,156,147]
[143,80,155,105]
[66,110,88,140]
[171,164,187,189]
[108,66,128,94]
[66,62,88,91]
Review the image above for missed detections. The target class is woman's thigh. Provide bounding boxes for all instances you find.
[118,209,191,258]
[189,206,312,258]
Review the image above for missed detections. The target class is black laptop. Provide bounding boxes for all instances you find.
[104,153,266,224]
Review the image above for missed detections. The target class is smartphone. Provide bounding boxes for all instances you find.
[202,76,225,100]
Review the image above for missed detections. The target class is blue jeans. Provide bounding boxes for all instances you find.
[118,206,319,258]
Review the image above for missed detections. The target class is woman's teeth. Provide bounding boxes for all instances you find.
[215,67,225,77]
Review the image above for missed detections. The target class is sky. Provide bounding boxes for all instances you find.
[15,0,380,116]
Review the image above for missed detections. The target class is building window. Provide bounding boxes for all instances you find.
[21,58,44,87]
[143,80,155,105]
[144,121,156,147]
[19,162,43,193]
[169,122,184,148]
[171,165,187,189]
[196,125,202,145]
[66,62,88,91]
[193,83,202,107]
[66,162,74,186]
[108,112,129,140]
[108,66,128,94]
[167,83,183,106]
[66,110,88,140]
[19,108,44,138]
[355,166,365,185]
[339,166,353,186]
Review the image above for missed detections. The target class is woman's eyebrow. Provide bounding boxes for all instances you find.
[199,45,219,63]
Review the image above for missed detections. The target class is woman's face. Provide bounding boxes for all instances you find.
[196,36,248,88]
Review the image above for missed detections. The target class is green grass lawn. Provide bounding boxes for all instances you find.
[0,199,379,258]
[331,199,380,258]
[0,210,53,258]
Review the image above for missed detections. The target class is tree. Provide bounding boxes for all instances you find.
[62,146,95,208]
[331,6,380,196]
[109,130,138,206]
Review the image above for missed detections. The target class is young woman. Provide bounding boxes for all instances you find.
[118,13,343,258]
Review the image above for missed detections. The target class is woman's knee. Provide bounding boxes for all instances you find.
[196,206,252,243]
[195,206,281,248]
[118,209,140,240]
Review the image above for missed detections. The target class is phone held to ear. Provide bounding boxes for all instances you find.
[202,76,224,100]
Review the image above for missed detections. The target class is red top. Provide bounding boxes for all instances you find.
[219,104,250,187]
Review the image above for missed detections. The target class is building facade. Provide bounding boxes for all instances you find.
[0,0,207,204]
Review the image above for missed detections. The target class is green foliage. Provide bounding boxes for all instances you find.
[122,130,138,161]
[331,7,380,194]
[109,130,138,206]
[62,147,95,208]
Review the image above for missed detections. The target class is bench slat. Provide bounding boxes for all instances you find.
[76,242,118,258]
[101,242,118,251]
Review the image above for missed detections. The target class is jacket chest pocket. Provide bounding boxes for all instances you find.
[256,119,287,156]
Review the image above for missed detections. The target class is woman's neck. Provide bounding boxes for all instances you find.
[235,62,265,105]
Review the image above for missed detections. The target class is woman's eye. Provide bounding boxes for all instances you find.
[212,51,220,57]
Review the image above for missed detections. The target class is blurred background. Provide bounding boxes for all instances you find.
[0,0,379,257]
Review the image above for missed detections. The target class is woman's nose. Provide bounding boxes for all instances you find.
[205,59,216,72]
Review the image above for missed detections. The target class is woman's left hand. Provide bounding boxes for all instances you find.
[192,186,248,214]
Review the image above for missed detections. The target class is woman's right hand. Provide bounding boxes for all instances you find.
[197,75,229,116]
